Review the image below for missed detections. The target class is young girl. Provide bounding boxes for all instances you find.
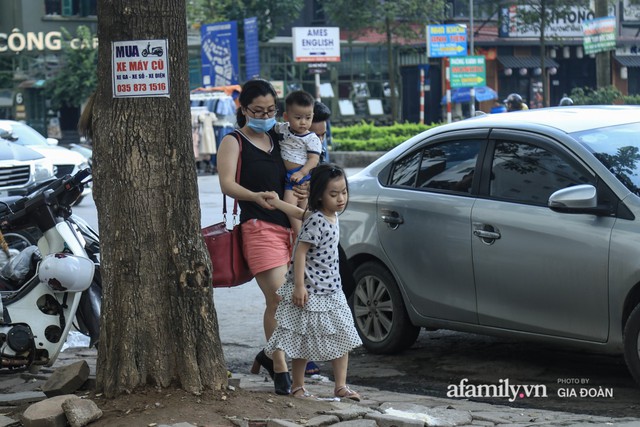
[265,164,362,400]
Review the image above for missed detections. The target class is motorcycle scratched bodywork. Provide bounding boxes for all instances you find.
[0,169,100,372]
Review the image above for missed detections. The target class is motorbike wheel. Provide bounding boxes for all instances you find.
[4,229,39,251]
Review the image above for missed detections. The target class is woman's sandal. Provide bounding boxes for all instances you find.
[291,386,315,398]
[334,385,361,402]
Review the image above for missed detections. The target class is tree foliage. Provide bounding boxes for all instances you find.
[321,0,447,121]
[569,86,623,104]
[43,26,97,109]
[187,0,303,42]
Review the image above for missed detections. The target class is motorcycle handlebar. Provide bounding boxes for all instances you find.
[0,168,92,228]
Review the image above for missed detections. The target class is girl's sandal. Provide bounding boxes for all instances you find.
[291,386,315,399]
[334,385,361,402]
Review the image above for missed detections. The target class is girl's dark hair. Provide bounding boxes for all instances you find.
[307,164,349,213]
[236,78,278,127]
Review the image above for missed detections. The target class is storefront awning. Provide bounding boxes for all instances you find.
[497,56,559,69]
[615,55,640,68]
[17,80,46,89]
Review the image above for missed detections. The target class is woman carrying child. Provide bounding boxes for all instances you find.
[265,164,362,400]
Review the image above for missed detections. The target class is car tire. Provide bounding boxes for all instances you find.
[624,304,640,386]
[351,261,420,354]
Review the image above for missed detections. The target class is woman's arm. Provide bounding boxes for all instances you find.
[217,134,274,209]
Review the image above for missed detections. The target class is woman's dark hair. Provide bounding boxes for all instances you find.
[312,101,331,123]
[307,163,349,213]
[236,78,278,127]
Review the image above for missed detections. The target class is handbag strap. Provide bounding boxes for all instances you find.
[222,132,242,220]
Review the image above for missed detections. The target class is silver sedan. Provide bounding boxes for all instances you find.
[340,106,640,385]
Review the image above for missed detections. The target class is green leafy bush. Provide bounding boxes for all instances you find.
[569,86,623,105]
[332,121,440,151]
[623,94,640,105]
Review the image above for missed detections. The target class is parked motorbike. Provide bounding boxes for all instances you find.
[0,168,101,373]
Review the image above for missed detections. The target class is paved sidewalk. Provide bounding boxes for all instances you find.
[2,347,640,427]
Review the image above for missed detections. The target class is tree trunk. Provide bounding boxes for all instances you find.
[93,0,227,397]
[595,0,611,88]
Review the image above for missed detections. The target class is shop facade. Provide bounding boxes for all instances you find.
[1,0,639,136]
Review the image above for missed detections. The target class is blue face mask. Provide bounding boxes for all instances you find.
[247,117,276,133]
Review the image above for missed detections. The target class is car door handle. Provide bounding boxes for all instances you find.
[473,229,501,239]
[380,210,404,229]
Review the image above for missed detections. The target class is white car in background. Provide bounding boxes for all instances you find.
[0,120,91,205]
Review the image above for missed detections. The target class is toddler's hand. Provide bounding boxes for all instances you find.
[290,171,304,183]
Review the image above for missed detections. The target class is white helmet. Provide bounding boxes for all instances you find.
[39,253,95,292]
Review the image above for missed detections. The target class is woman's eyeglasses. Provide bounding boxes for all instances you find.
[246,106,278,118]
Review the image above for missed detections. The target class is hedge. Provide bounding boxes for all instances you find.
[331,121,441,151]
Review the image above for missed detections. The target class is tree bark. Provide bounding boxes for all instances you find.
[93,0,227,397]
[595,0,611,88]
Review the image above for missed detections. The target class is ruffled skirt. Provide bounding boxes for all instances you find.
[265,282,362,361]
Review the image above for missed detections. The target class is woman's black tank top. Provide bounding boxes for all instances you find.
[235,130,290,228]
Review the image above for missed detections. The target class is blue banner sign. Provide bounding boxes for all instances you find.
[200,21,239,87]
[426,24,467,58]
[244,17,260,80]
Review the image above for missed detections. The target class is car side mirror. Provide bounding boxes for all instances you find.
[548,184,611,215]
[46,138,59,146]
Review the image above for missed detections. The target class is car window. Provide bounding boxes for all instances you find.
[389,150,421,187]
[572,122,640,196]
[490,140,593,205]
[389,140,481,193]
[0,122,48,146]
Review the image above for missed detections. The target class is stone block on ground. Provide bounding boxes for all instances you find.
[42,361,89,397]
[365,412,425,427]
[22,394,80,427]
[61,398,102,427]
[331,420,378,427]
[266,420,301,427]
[0,391,46,406]
[0,414,19,427]
[305,414,341,427]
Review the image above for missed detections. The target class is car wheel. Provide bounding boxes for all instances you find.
[351,261,420,354]
[624,304,640,386]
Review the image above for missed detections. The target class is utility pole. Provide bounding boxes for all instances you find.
[595,0,611,88]
[469,0,475,117]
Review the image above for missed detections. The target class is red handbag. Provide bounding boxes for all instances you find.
[202,133,253,287]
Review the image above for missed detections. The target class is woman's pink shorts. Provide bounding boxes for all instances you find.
[242,219,293,275]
